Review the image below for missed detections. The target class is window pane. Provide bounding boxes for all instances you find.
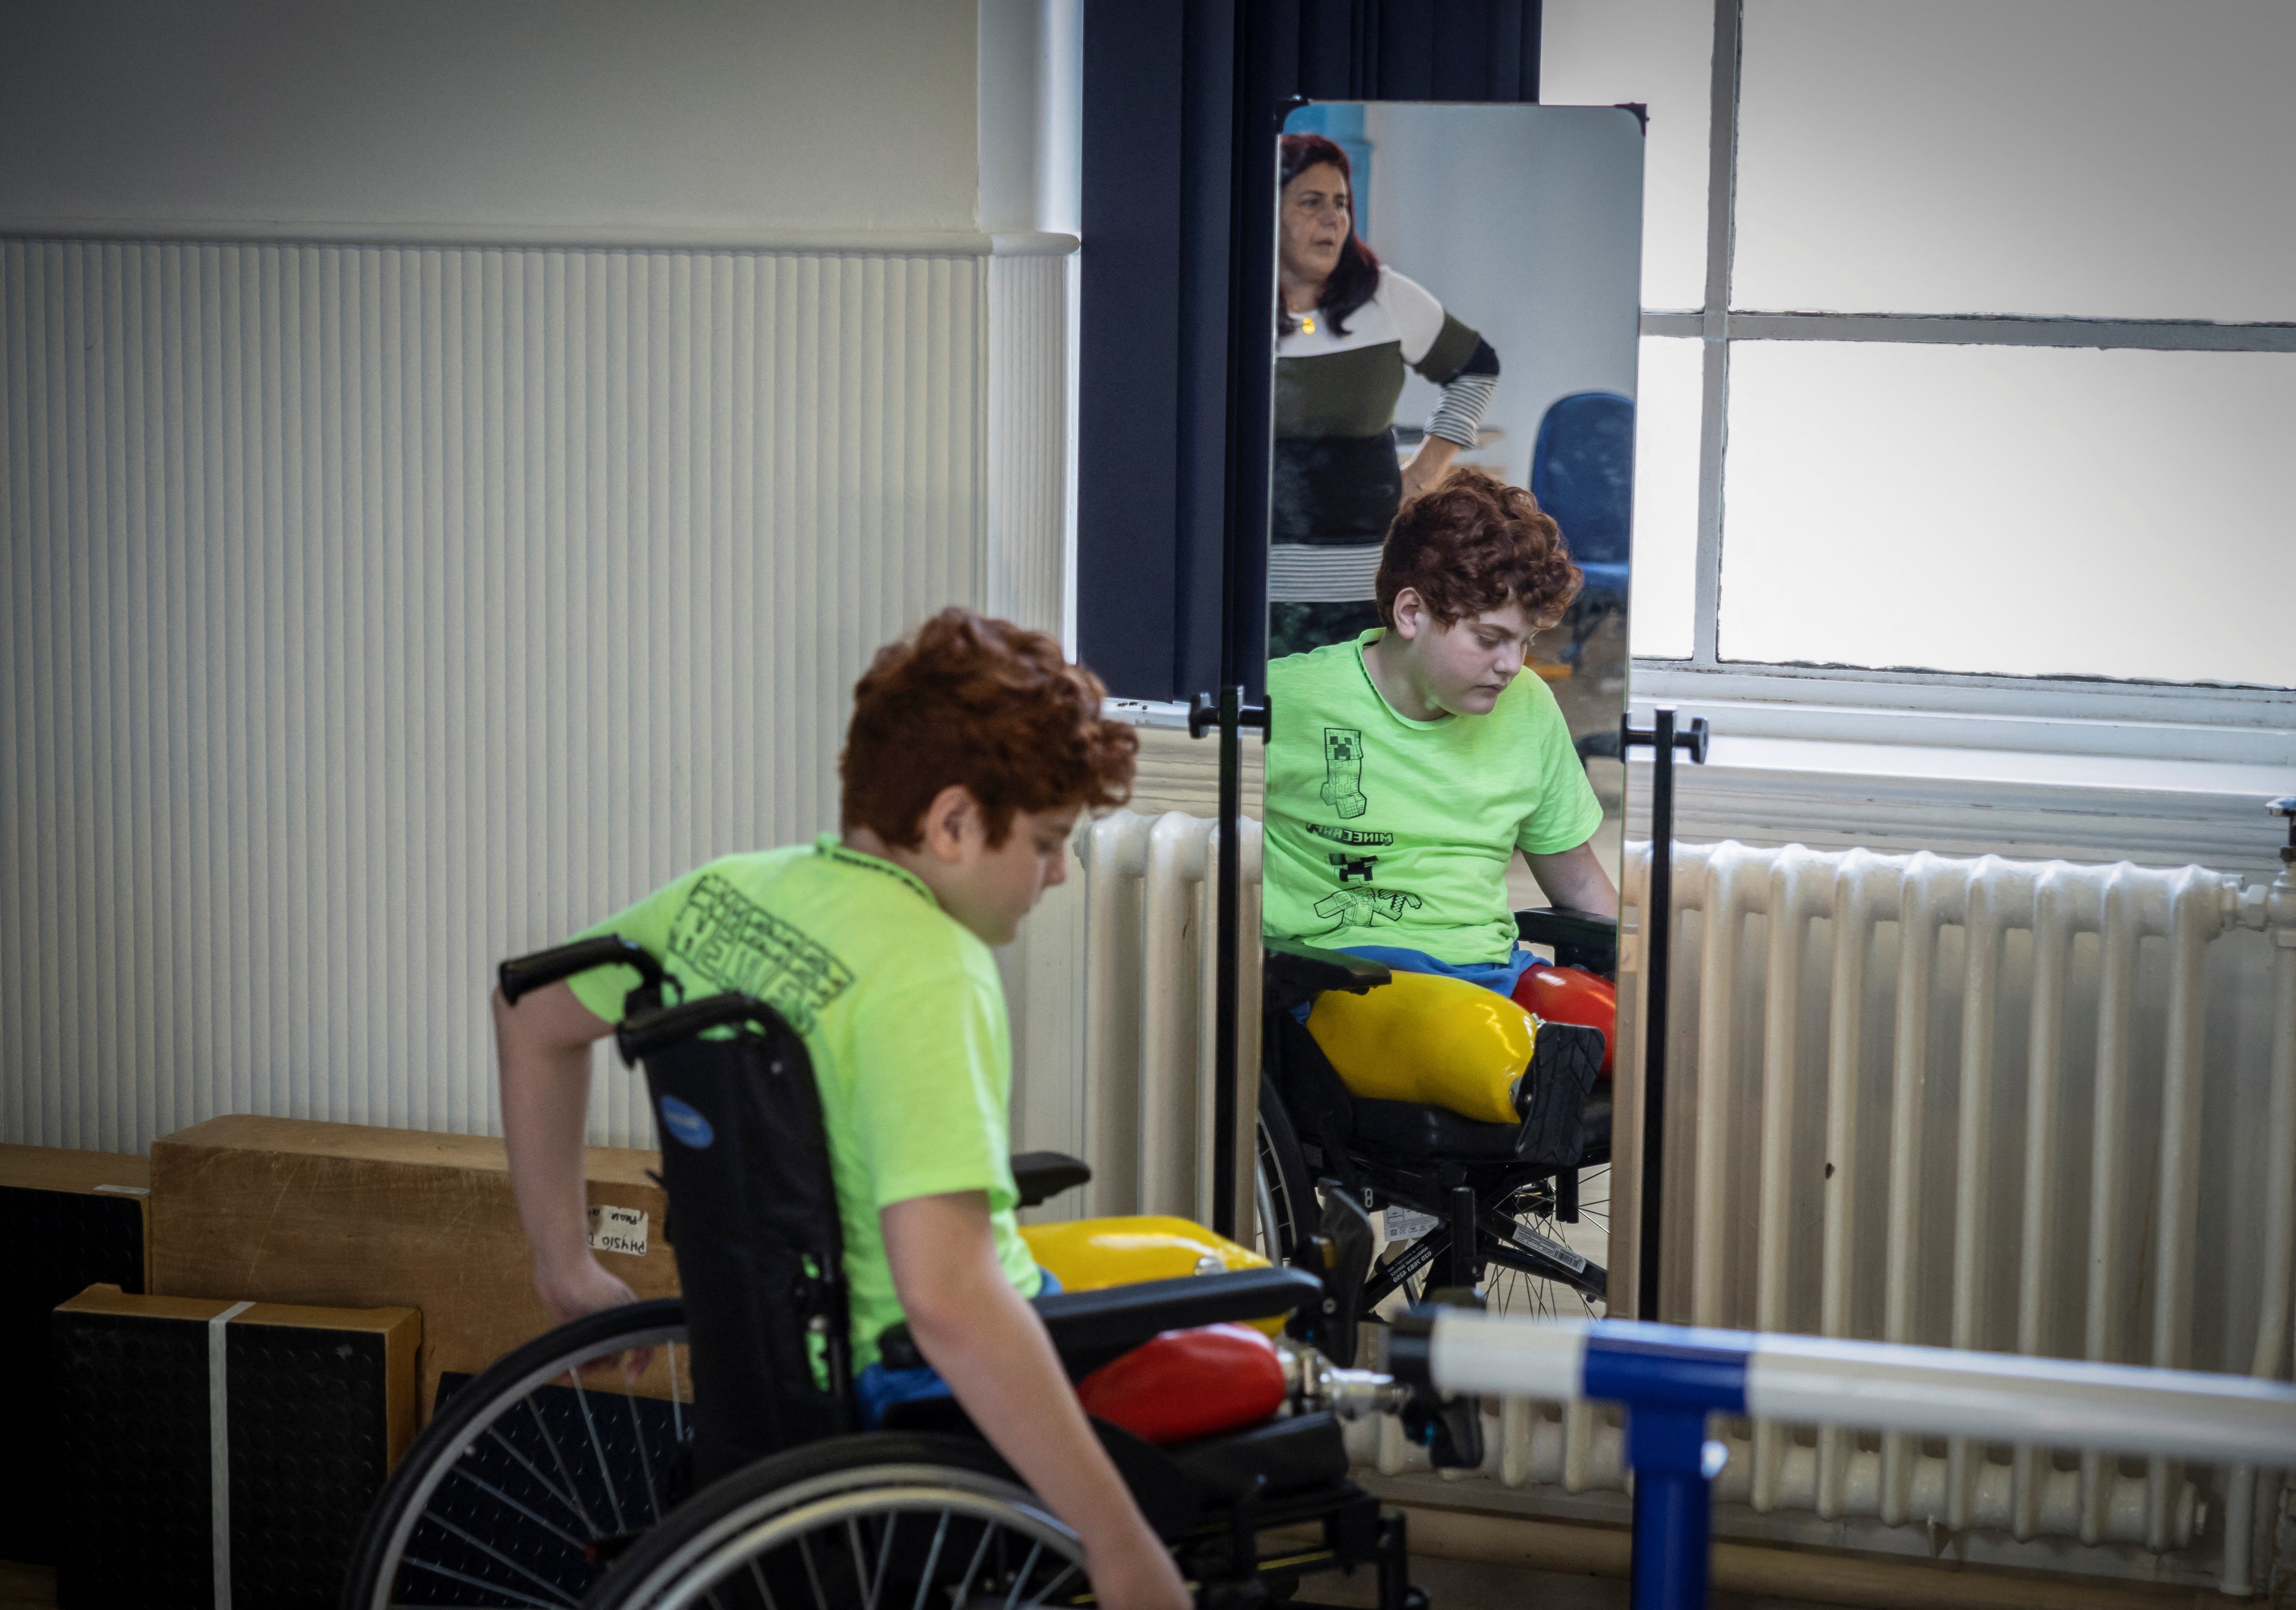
[1718,342,2296,687]
[1628,336,1701,660]
[1733,0,2296,322]
[1540,0,1712,312]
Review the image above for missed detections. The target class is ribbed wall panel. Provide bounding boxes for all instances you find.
[983,252,1070,637]
[2,237,989,1152]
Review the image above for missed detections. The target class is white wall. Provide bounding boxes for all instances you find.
[1363,103,1645,490]
[0,0,983,239]
[977,0,1082,238]
[1,0,1089,1153]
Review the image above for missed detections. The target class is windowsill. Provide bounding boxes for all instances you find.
[1652,730,2289,801]
[1618,720,2292,877]
[1629,665,2296,767]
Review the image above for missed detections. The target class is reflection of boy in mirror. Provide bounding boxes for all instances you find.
[1269,133,1503,661]
[1264,471,1619,997]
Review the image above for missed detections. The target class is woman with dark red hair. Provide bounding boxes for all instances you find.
[1270,132,1502,659]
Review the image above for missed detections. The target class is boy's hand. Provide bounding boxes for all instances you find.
[883,1193,1193,1610]
[1084,1528,1192,1610]
[534,1251,639,1327]
[535,1252,653,1379]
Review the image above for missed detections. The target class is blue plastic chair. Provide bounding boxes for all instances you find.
[1529,391,1635,666]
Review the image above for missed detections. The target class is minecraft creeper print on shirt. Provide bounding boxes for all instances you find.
[1321,728,1369,818]
[1312,886,1425,928]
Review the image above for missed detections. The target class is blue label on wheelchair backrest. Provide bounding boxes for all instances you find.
[658,1095,715,1149]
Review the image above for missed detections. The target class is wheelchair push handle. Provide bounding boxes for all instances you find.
[499,934,668,1010]
[615,991,777,1067]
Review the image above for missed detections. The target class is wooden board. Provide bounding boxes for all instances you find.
[149,1115,673,1419]
[0,1145,152,1195]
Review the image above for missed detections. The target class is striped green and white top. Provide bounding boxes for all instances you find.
[1271,266,1499,602]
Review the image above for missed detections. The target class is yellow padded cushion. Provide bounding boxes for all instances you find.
[1020,1216,1285,1336]
[1305,968,1532,1126]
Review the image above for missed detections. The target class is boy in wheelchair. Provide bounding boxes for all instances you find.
[492,609,1205,1606]
[483,610,1449,1610]
[1260,470,1620,1309]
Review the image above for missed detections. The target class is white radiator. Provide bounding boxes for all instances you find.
[1077,810,1262,1230]
[1362,840,2296,1584]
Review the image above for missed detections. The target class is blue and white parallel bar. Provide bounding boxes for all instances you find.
[1426,1315,2296,1469]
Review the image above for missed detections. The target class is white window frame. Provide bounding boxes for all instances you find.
[1633,0,2296,767]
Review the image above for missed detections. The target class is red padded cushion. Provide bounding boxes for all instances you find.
[1076,1323,1286,1446]
[1513,962,1617,1078]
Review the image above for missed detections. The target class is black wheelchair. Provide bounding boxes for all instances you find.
[1253,907,1618,1342]
[342,937,1483,1610]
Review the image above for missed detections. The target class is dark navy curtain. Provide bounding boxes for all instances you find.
[1076,0,1544,701]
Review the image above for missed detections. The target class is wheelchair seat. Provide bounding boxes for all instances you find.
[1259,929,1615,1317]
[877,1396,1351,1534]
[1351,1092,1614,1166]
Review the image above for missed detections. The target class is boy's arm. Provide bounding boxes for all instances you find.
[883,1192,1190,1610]
[1522,838,1620,920]
[494,979,634,1324]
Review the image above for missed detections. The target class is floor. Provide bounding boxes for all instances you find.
[0,1552,1866,1610]
[1301,1551,1859,1610]
[0,1562,50,1610]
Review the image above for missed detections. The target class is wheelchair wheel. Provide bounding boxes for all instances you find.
[1480,1165,1609,1321]
[579,1432,1087,1610]
[1254,1078,1316,1264]
[342,1298,694,1610]
[1369,1169,1609,1323]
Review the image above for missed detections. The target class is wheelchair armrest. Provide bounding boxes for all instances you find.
[1010,1151,1093,1209]
[1573,729,1624,764]
[1263,938,1391,1015]
[1515,905,1619,971]
[1514,906,1617,950]
[875,1266,1324,1379]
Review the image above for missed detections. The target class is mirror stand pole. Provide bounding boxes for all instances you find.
[1194,687,1271,1239]
[1621,709,1711,1320]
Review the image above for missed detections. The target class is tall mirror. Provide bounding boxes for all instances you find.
[1256,102,1644,1327]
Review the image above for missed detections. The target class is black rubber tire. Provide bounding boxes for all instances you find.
[1255,1076,1319,1265]
[339,1297,689,1610]
[578,1432,1071,1610]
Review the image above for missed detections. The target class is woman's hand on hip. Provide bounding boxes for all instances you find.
[1400,435,1462,502]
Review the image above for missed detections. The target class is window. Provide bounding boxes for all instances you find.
[1545,0,2296,729]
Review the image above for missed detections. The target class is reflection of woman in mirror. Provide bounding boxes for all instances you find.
[1269,132,1502,660]
[1262,471,1618,1001]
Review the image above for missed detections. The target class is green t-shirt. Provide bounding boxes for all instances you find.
[564,834,1041,1371]
[1263,631,1605,966]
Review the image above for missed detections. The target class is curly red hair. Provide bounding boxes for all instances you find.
[1375,469,1583,631]
[841,609,1137,849]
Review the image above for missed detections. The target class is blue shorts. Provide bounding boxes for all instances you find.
[855,1267,1063,1427]
[1287,943,1532,1021]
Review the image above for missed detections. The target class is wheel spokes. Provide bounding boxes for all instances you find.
[378,1322,692,1608]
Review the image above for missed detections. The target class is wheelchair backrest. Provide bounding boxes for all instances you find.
[638,1012,854,1485]
[497,935,855,1485]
